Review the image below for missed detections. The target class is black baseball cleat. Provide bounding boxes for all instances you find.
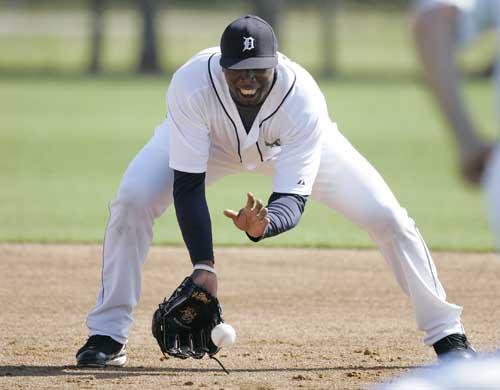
[433,333,476,362]
[76,335,127,368]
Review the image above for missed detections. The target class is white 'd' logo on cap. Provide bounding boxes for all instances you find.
[242,36,255,52]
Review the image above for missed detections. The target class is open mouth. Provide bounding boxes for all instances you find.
[238,88,258,97]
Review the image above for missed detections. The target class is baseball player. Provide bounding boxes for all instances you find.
[76,15,475,368]
[412,0,500,249]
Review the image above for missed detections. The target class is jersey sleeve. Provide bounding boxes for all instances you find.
[272,112,324,196]
[173,170,214,264]
[246,192,308,242]
[167,73,211,173]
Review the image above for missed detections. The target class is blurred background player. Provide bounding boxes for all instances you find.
[412,0,500,248]
[376,355,500,389]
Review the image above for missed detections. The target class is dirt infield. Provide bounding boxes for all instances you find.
[0,244,499,389]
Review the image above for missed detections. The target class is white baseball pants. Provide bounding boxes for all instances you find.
[483,145,500,250]
[86,121,464,346]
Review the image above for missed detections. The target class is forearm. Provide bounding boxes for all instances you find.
[248,192,307,242]
[413,7,481,150]
[173,170,214,265]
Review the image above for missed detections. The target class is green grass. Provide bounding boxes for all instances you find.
[1,6,498,250]
[0,74,496,250]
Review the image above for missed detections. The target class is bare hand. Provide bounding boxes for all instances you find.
[223,192,270,239]
[459,142,494,185]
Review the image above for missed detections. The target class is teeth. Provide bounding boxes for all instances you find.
[240,89,257,96]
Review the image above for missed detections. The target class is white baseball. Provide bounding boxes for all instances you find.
[211,323,236,347]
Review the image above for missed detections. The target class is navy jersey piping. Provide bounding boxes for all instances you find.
[259,65,297,127]
[255,142,263,161]
[208,53,242,163]
[415,225,439,294]
[256,65,297,162]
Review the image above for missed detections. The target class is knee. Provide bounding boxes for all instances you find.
[117,185,150,208]
[365,206,413,243]
[112,185,163,219]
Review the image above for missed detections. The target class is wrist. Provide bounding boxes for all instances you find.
[193,263,217,274]
[191,266,218,296]
[246,231,264,242]
[458,134,483,153]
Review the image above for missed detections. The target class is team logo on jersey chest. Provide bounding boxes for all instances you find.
[265,138,281,148]
[242,36,255,52]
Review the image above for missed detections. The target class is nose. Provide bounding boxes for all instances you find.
[240,69,256,81]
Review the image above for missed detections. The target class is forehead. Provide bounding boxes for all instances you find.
[223,68,274,75]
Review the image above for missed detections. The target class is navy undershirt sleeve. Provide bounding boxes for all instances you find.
[247,192,308,242]
[173,170,214,264]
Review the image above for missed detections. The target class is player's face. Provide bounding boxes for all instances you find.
[223,67,275,106]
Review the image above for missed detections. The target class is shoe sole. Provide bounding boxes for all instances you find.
[107,355,127,367]
[77,354,127,368]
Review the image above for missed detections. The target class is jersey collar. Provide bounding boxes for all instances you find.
[209,52,296,148]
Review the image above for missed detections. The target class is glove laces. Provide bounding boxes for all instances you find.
[210,355,229,374]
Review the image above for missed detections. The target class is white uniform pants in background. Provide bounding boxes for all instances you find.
[86,121,464,346]
[483,145,500,250]
[488,5,500,249]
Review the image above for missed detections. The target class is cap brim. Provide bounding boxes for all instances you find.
[220,56,277,70]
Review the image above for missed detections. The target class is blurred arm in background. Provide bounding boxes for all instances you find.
[412,3,493,184]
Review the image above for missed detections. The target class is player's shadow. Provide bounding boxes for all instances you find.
[0,364,428,379]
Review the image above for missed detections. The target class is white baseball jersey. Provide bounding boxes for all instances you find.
[167,47,326,196]
[413,0,500,46]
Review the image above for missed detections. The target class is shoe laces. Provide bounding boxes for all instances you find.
[83,335,123,354]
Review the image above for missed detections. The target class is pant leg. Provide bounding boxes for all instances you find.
[311,125,464,345]
[485,10,500,249]
[496,7,500,123]
[86,121,174,344]
[483,144,500,250]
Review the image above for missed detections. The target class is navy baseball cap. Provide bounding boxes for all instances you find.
[220,15,278,70]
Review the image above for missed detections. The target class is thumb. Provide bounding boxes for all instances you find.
[223,209,238,220]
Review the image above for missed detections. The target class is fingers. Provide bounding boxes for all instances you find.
[257,207,268,221]
[253,198,264,214]
[245,192,255,210]
[246,192,266,215]
[225,193,266,222]
[262,216,270,227]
